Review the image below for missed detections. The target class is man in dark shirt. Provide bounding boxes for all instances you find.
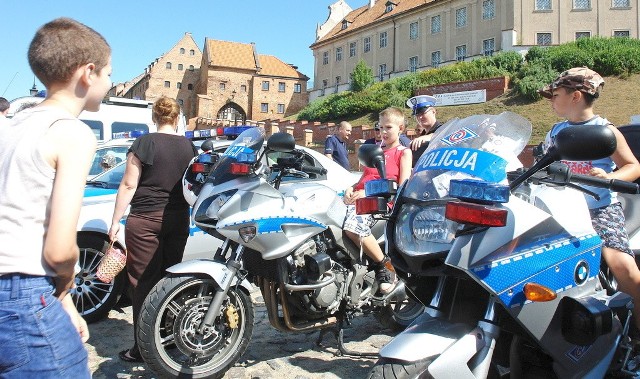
[324,121,352,170]
[406,95,444,166]
[363,122,383,146]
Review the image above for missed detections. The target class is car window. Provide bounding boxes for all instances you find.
[89,162,126,189]
[89,146,129,176]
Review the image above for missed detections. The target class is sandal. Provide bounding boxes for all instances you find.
[118,348,143,363]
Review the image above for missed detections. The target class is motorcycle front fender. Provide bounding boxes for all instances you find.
[379,312,472,362]
[166,259,253,293]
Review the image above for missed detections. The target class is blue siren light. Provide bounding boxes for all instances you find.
[449,179,509,204]
[224,126,252,136]
[364,179,397,197]
[236,152,257,164]
[112,130,147,139]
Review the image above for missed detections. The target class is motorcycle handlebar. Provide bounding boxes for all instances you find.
[301,165,327,176]
[571,173,640,194]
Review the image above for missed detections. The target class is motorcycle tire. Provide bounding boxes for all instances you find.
[375,297,425,332]
[71,234,127,323]
[138,275,254,379]
[368,357,433,379]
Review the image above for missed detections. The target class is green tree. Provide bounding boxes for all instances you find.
[350,60,374,92]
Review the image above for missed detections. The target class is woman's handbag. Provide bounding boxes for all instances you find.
[96,241,127,283]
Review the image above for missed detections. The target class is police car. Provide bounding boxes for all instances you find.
[73,127,360,322]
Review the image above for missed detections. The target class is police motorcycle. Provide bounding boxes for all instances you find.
[358,112,640,379]
[137,127,424,379]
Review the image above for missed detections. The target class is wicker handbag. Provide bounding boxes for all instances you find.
[96,241,127,283]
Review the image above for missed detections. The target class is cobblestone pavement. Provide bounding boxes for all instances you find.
[87,289,395,378]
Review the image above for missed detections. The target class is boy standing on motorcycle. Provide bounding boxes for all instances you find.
[343,107,412,294]
[539,66,640,331]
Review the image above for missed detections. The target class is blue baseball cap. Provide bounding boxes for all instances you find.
[406,95,437,115]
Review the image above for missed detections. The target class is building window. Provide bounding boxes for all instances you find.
[187,84,193,90]
[336,47,343,61]
[431,15,441,34]
[613,0,630,7]
[294,83,301,93]
[164,81,170,88]
[409,22,419,40]
[537,32,552,45]
[535,0,552,10]
[341,20,349,30]
[575,31,591,40]
[456,45,467,61]
[573,0,591,9]
[323,51,329,65]
[180,48,185,54]
[278,82,286,92]
[483,38,495,56]
[177,82,182,89]
[455,7,467,28]
[335,76,341,93]
[378,64,387,81]
[261,103,268,113]
[189,65,194,71]
[277,104,285,114]
[614,30,630,37]
[178,64,183,70]
[262,81,270,91]
[364,36,371,53]
[189,49,195,56]
[379,31,388,48]
[241,84,247,92]
[219,83,225,91]
[409,56,418,73]
[349,42,357,57]
[431,51,441,67]
[321,79,328,96]
[482,0,495,20]
[385,3,394,12]
[166,62,172,69]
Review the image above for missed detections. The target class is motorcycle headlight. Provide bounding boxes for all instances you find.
[394,203,457,256]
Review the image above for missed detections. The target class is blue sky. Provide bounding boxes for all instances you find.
[1,0,368,102]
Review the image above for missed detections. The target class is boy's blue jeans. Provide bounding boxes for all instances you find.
[0,274,90,378]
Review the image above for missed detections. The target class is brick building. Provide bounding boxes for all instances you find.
[309,0,639,101]
[195,39,309,125]
[110,33,202,119]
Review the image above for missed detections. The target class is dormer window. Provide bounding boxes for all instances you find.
[385,1,396,13]
[341,20,350,30]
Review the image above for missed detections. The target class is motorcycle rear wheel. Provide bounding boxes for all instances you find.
[138,275,254,379]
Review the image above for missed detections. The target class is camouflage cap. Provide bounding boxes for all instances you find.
[538,66,605,99]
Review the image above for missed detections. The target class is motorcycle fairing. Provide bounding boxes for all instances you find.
[414,147,508,183]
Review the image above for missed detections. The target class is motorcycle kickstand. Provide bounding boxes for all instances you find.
[316,317,379,358]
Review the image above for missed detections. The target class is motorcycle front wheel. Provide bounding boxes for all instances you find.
[138,275,254,379]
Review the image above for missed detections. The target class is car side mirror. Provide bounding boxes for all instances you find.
[266,132,295,153]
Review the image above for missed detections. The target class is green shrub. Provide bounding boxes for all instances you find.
[514,63,558,100]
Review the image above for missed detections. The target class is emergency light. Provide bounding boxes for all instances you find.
[364,179,397,197]
[111,130,147,139]
[356,197,388,215]
[445,201,507,227]
[449,179,510,204]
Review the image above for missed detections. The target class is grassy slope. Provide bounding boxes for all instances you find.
[297,73,640,145]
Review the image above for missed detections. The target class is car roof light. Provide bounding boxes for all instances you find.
[111,130,147,139]
[445,201,507,227]
[356,197,387,215]
[186,128,219,140]
[230,162,251,175]
[364,179,397,197]
[224,126,252,137]
[449,179,509,204]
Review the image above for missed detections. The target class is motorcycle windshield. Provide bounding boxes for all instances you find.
[404,112,532,201]
[205,127,265,186]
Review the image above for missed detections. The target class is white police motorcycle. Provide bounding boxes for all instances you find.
[137,127,423,378]
[357,112,640,378]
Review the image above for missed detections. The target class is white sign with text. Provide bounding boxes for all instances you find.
[434,89,487,106]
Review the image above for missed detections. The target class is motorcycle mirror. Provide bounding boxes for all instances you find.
[266,132,295,153]
[200,138,216,152]
[358,144,386,179]
[554,125,616,161]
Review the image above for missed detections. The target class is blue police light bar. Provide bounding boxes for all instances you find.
[448,179,510,204]
[185,128,220,140]
[112,130,147,139]
[224,126,252,136]
[364,179,397,197]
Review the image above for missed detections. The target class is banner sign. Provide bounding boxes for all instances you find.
[434,89,486,106]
